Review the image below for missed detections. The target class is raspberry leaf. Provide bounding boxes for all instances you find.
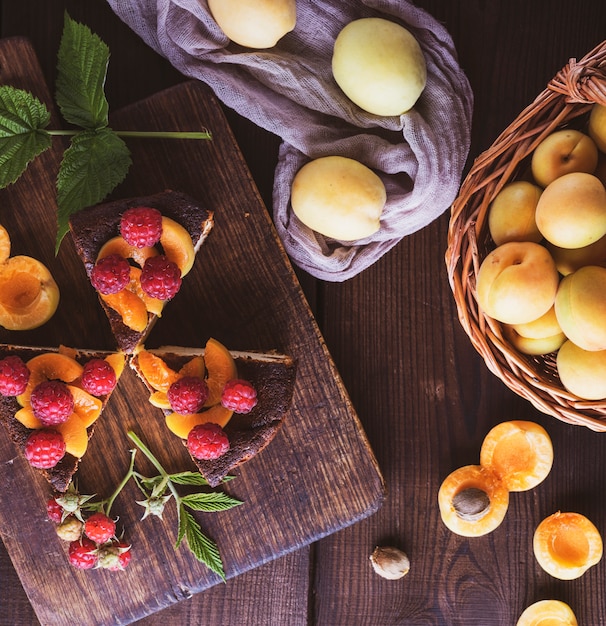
[0,86,52,187]
[56,12,109,130]
[56,128,131,246]
[168,471,210,486]
[181,492,243,513]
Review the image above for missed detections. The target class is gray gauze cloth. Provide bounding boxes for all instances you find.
[107,0,473,281]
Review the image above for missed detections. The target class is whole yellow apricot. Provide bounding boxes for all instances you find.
[535,172,606,249]
[511,305,562,339]
[546,234,606,276]
[207,0,296,49]
[291,156,386,240]
[589,103,606,153]
[476,241,559,325]
[531,129,598,188]
[503,324,566,356]
[332,18,426,116]
[554,265,606,351]
[557,340,606,400]
[488,181,543,245]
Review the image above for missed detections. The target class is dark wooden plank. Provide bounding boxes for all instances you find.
[0,37,384,626]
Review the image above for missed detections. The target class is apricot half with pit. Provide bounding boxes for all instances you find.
[479,420,553,492]
[533,511,603,580]
[0,255,60,331]
[516,599,578,626]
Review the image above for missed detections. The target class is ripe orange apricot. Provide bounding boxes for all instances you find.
[516,599,578,626]
[129,266,164,316]
[104,352,125,381]
[438,465,510,537]
[136,350,180,392]
[101,284,149,333]
[203,338,237,407]
[480,420,553,492]
[97,235,158,268]
[160,217,195,276]
[17,353,84,406]
[179,355,206,379]
[533,511,603,580]
[166,404,234,438]
[55,415,89,459]
[68,385,102,428]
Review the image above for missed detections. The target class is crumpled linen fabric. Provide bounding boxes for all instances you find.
[107,0,474,281]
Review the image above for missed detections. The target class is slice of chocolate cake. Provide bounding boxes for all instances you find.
[69,190,214,354]
[0,344,125,492]
[130,339,297,487]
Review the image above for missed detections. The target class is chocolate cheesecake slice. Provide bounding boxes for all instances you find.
[69,190,214,354]
[130,340,297,487]
[0,344,125,492]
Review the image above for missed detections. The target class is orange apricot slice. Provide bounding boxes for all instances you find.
[165,404,234,439]
[129,266,164,316]
[179,355,206,379]
[533,511,603,580]
[104,352,126,380]
[160,217,195,276]
[14,406,43,429]
[55,415,89,459]
[480,420,553,492]
[203,338,237,407]
[136,350,180,392]
[438,464,510,537]
[17,353,84,406]
[97,235,158,268]
[101,285,149,333]
[149,390,171,409]
[516,599,578,626]
[68,385,102,428]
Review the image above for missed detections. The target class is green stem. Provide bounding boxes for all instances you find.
[47,129,212,140]
[104,447,137,515]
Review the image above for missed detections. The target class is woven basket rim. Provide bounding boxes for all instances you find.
[446,38,606,431]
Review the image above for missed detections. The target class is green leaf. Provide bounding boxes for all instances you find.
[0,86,52,188]
[56,12,110,129]
[181,492,243,512]
[177,504,226,580]
[56,127,131,247]
[169,472,210,486]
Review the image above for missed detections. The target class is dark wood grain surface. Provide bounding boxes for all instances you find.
[1,1,606,625]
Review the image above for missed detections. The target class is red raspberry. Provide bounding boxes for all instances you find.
[47,496,64,523]
[167,376,209,415]
[221,379,258,414]
[0,355,30,396]
[120,206,163,248]
[24,429,66,469]
[140,254,182,300]
[68,537,98,570]
[30,380,74,425]
[187,423,230,460]
[91,254,131,295]
[84,512,116,544]
[80,359,117,396]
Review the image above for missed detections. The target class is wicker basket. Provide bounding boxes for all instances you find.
[446,39,606,431]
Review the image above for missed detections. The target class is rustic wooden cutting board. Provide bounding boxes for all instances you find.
[0,37,385,625]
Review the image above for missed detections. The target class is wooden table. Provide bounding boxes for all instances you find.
[1,1,606,624]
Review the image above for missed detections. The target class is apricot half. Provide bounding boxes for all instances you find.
[203,338,237,407]
[0,255,60,330]
[166,404,234,438]
[160,217,195,277]
[97,235,158,268]
[533,511,603,580]
[438,465,510,537]
[516,599,578,626]
[480,420,553,492]
[136,350,180,392]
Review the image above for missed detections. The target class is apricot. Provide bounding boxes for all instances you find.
[166,404,234,438]
[535,172,606,249]
[136,350,180,392]
[0,255,60,330]
[17,353,84,406]
[128,266,164,316]
[0,224,10,263]
[503,325,566,355]
[55,415,89,459]
[479,421,553,492]
[546,235,606,276]
[554,265,606,351]
[588,103,606,153]
[149,390,172,409]
[101,284,149,333]
[203,338,237,406]
[97,235,157,268]
[68,385,102,428]
[104,352,125,381]
[476,241,559,325]
[488,181,543,245]
[179,355,205,379]
[531,129,598,188]
[438,465,510,537]
[556,340,606,400]
[160,217,195,277]
[516,599,578,626]
[533,511,603,580]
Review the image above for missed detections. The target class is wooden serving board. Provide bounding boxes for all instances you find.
[0,38,385,626]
